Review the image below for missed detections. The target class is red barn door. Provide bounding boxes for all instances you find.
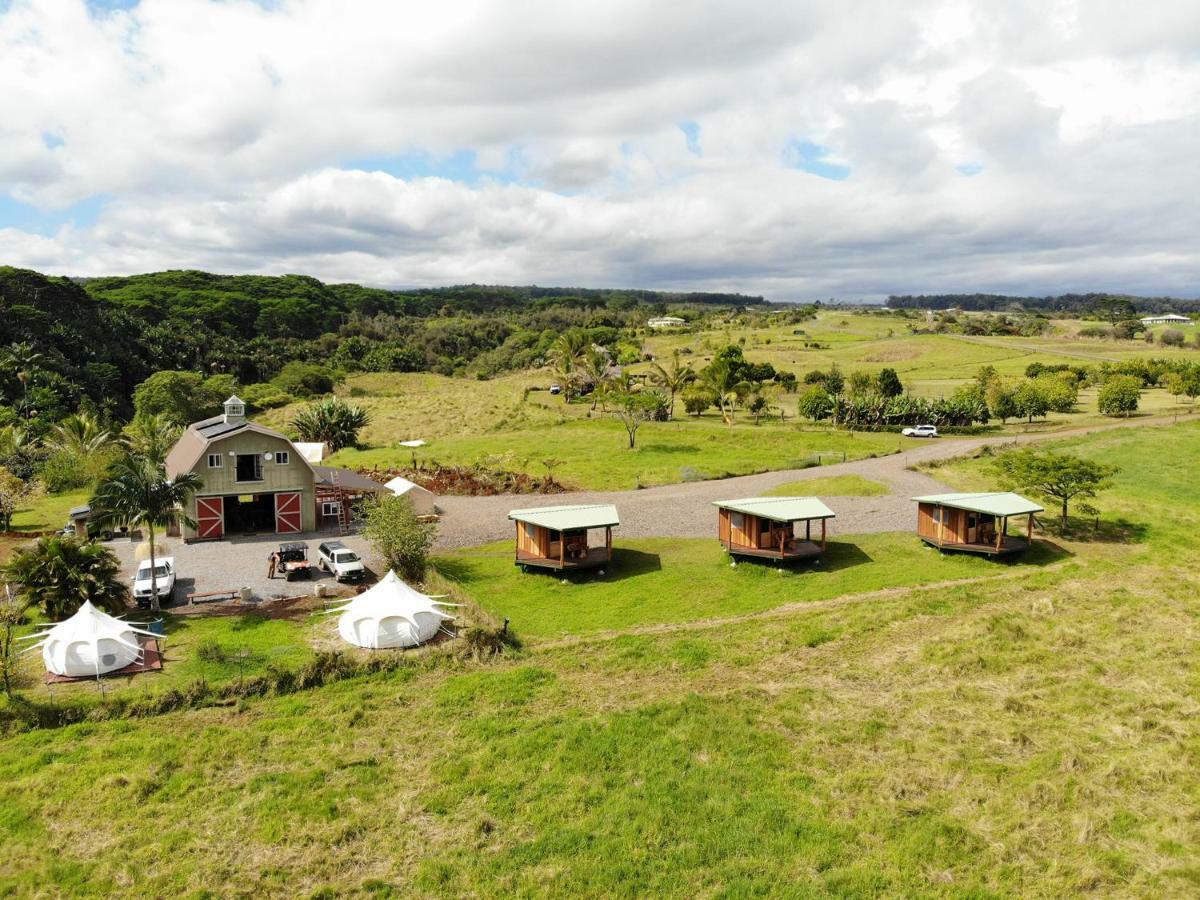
[196,496,225,540]
[274,492,302,534]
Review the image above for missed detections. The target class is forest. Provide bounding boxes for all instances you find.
[0,266,760,426]
[886,291,1200,314]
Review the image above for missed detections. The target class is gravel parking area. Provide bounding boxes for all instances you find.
[103,531,384,610]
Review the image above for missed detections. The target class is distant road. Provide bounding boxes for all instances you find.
[434,414,1180,549]
[945,333,1123,364]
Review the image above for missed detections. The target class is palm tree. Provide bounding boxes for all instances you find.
[580,346,612,411]
[700,359,751,425]
[291,397,371,452]
[649,350,696,419]
[547,329,589,402]
[2,536,128,619]
[2,343,43,416]
[122,413,184,465]
[47,413,111,453]
[89,456,202,613]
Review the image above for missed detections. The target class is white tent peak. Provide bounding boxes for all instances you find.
[332,570,454,649]
[23,600,160,678]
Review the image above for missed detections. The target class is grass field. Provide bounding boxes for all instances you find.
[438,534,1060,640]
[247,311,1199,491]
[2,421,1200,894]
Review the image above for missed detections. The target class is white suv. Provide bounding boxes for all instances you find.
[902,424,939,438]
[317,541,366,582]
[133,558,176,608]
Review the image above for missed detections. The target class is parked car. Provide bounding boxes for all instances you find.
[132,557,176,608]
[276,542,311,581]
[317,540,366,582]
[902,424,939,438]
[549,383,562,395]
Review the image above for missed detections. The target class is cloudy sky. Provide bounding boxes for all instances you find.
[1,0,1198,300]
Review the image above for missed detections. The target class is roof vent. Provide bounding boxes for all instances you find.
[223,395,246,425]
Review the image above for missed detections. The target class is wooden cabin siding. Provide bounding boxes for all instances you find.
[517,521,549,556]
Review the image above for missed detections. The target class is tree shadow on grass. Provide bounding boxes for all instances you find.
[636,443,701,455]
[1045,517,1149,545]
[432,556,481,584]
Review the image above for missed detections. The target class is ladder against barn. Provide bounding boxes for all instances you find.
[316,468,353,535]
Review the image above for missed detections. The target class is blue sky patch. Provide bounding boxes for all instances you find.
[783,139,850,181]
[343,148,521,186]
[679,121,701,156]
[0,194,107,236]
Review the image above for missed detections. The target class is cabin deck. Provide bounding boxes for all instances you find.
[921,535,1030,557]
[721,539,824,561]
[516,547,611,571]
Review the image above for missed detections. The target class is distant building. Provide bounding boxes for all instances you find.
[647,316,686,329]
[1140,314,1193,326]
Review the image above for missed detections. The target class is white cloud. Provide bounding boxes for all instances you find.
[0,0,1197,299]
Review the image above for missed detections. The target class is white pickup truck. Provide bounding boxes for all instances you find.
[316,541,367,583]
[902,424,939,438]
[133,557,176,608]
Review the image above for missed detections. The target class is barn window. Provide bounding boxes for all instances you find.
[235,454,263,482]
[322,501,341,516]
[207,454,222,468]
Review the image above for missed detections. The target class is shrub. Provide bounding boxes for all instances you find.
[362,495,436,582]
[240,382,293,411]
[270,361,338,398]
[196,640,228,663]
[1161,328,1186,347]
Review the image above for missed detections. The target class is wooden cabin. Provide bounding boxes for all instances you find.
[508,504,620,572]
[713,497,835,563]
[913,492,1043,557]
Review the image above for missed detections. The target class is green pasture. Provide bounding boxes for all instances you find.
[3,421,1200,895]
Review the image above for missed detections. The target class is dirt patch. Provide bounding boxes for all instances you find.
[861,347,923,362]
[357,463,567,496]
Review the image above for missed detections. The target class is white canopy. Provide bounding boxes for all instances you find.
[22,600,159,678]
[330,571,454,649]
[384,476,437,514]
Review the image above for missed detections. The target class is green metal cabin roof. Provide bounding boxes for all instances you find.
[911,492,1044,517]
[712,497,836,522]
[507,504,620,531]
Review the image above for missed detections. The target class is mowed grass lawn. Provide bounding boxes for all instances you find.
[439,534,1061,640]
[335,415,916,490]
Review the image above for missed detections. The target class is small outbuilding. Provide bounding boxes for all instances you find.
[23,600,161,679]
[913,492,1043,556]
[332,571,454,649]
[713,496,835,562]
[384,475,438,516]
[508,504,619,572]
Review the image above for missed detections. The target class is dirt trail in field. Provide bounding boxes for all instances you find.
[945,333,1123,364]
[433,415,1180,549]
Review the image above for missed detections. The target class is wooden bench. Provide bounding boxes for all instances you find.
[187,589,240,605]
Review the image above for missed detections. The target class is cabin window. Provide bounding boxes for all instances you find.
[729,512,744,530]
[235,454,263,482]
[207,454,222,468]
[321,501,341,516]
[547,529,562,542]
[274,451,289,465]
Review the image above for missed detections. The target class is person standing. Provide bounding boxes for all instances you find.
[267,551,277,579]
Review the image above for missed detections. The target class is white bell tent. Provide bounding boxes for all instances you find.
[22,600,160,678]
[331,570,455,649]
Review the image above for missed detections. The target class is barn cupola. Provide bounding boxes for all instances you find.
[222,395,246,425]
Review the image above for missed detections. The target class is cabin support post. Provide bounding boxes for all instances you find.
[937,505,947,546]
[995,518,1004,552]
[806,520,811,541]
[560,533,566,568]
[605,526,612,560]
[1027,513,1034,544]
[515,522,520,562]
[821,518,827,552]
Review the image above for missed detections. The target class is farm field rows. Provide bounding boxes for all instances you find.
[2,422,1199,894]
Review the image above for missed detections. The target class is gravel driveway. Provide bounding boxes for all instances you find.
[432,417,1171,549]
[103,531,384,608]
